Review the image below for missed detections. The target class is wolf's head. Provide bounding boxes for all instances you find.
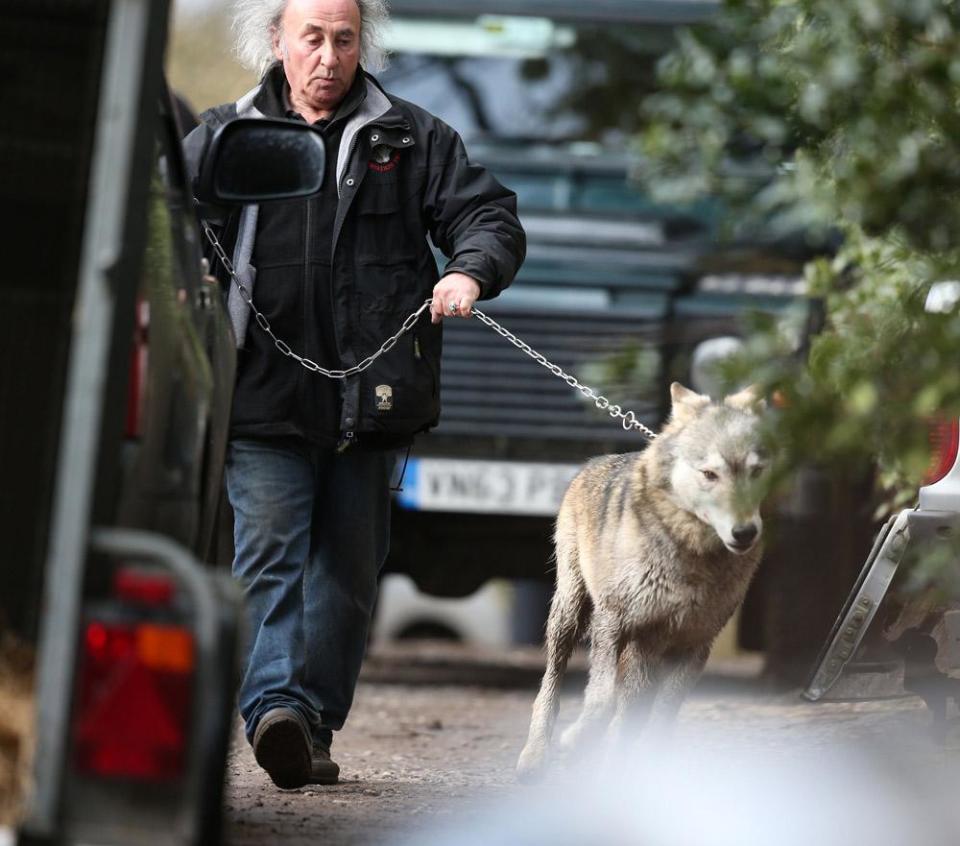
[659,382,769,555]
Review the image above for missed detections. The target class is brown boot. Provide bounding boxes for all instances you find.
[252,707,311,789]
[308,742,340,785]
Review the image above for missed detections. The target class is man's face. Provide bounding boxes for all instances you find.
[273,0,362,118]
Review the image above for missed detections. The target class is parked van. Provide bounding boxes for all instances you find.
[377,3,841,679]
[1,2,327,842]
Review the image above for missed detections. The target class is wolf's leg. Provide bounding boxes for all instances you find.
[608,639,655,741]
[558,608,621,755]
[646,644,710,737]
[516,553,588,781]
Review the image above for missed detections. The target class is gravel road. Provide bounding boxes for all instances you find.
[224,643,953,846]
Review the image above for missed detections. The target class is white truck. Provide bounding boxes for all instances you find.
[805,284,960,733]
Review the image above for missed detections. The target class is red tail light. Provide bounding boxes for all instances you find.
[113,567,176,606]
[923,418,960,486]
[125,297,149,438]
[73,620,194,781]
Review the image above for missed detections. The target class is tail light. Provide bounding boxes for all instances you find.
[113,567,176,606]
[72,569,194,782]
[125,297,149,438]
[923,418,960,486]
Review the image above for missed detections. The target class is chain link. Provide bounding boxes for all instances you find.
[202,220,656,441]
[471,307,658,441]
[203,219,431,379]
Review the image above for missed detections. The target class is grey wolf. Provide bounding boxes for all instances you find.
[517,383,768,780]
[185,0,524,789]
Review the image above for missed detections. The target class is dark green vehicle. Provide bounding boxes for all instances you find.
[377,3,794,564]
[1,2,327,842]
[376,1,852,672]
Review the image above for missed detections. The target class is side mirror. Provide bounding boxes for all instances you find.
[196,117,326,204]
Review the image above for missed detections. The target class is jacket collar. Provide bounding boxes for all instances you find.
[253,62,368,126]
[232,70,408,198]
[335,72,400,194]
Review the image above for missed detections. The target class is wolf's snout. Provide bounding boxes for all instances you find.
[730,523,759,550]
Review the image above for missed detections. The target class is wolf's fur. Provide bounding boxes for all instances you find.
[517,383,768,781]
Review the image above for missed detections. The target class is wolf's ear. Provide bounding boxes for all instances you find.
[670,382,710,423]
[724,384,767,413]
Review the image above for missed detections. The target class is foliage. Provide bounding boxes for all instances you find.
[641,0,960,249]
[638,0,960,514]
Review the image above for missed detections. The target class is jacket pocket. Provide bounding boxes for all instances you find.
[358,315,441,434]
[354,178,422,266]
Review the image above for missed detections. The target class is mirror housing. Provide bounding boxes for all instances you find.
[196,118,326,204]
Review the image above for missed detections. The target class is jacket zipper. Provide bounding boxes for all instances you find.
[301,193,311,413]
[330,119,389,435]
[331,116,413,443]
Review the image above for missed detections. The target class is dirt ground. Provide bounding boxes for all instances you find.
[224,642,953,846]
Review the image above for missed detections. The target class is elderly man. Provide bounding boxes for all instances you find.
[185,0,524,789]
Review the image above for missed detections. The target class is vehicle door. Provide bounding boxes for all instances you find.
[116,92,235,556]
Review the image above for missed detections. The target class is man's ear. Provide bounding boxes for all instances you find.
[725,384,767,413]
[670,382,710,424]
[272,28,285,62]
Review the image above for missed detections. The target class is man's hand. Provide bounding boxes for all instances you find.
[431,273,481,324]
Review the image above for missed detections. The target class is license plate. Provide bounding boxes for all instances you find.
[395,458,581,517]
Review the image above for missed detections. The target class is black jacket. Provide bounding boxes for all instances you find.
[184,68,526,445]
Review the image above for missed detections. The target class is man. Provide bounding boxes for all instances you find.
[185,0,525,790]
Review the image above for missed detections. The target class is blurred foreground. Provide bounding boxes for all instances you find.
[0,637,33,828]
[225,641,956,846]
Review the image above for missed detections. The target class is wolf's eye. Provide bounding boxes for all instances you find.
[750,465,765,479]
[701,469,719,482]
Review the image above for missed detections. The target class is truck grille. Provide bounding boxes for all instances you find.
[436,304,667,443]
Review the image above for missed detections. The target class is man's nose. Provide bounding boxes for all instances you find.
[320,42,339,68]
[732,523,759,546]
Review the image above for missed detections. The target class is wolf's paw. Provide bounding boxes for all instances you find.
[516,744,548,783]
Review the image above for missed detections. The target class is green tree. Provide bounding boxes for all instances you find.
[639,0,960,516]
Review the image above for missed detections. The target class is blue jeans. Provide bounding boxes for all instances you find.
[226,438,393,748]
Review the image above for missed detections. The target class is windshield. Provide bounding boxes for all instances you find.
[379,15,674,147]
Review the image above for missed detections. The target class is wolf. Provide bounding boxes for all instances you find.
[516,382,769,781]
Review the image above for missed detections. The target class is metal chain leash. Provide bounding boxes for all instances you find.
[201,221,656,440]
[470,307,658,441]
[202,219,431,379]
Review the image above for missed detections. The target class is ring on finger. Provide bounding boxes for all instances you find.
[449,301,460,314]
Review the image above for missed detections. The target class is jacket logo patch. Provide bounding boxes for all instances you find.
[369,144,401,173]
[375,384,394,412]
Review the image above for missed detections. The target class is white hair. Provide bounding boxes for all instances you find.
[233,0,390,78]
